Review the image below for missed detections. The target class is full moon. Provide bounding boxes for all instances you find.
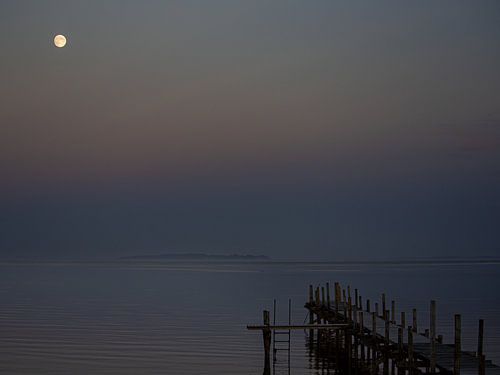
[54,34,67,48]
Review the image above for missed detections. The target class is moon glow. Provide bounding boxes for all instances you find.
[54,34,67,48]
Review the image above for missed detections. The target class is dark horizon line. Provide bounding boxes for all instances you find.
[1,254,500,266]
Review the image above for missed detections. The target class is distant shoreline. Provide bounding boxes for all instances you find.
[119,253,270,261]
[1,258,500,266]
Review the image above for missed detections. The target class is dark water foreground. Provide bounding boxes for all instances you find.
[0,261,498,374]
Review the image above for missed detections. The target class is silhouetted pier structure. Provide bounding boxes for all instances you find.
[248,282,499,375]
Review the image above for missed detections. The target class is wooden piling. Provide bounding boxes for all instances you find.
[408,327,414,375]
[478,319,484,359]
[315,287,321,324]
[401,311,406,329]
[321,286,326,307]
[372,312,377,339]
[454,314,461,375]
[397,327,403,353]
[309,285,314,324]
[353,298,358,325]
[347,326,353,375]
[375,302,379,317]
[430,300,436,373]
[360,311,365,362]
[384,314,390,345]
[382,293,386,318]
[412,308,417,333]
[263,310,271,374]
[479,354,486,375]
[367,299,371,313]
[372,312,378,375]
[326,282,331,309]
[348,295,353,322]
[391,300,396,324]
[355,289,359,309]
[334,282,340,313]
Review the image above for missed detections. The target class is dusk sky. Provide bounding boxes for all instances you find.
[1,1,499,260]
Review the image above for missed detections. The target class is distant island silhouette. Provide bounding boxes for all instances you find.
[119,253,270,261]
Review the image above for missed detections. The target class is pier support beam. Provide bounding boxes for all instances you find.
[412,308,418,333]
[454,314,461,375]
[262,310,271,375]
[430,300,436,373]
[478,319,484,359]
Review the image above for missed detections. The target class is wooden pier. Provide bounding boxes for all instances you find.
[248,281,499,375]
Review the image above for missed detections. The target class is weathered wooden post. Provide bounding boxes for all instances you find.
[375,302,379,317]
[326,282,331,309]
[454,314,461,375]
[348,295,353,322]
[321,286,326,307]
[383,310,390,375]
[408,327,414,375]
[359,296,363,311]
[372,312,378,375]
[412,308,417,333]
[397,328,403,375]
[382,293,386,318]
[367,299,371,313]
[401,311,406,329]
[391,301,396,324]
[479,355,486,375]
[309,285,315,343]
[309,285,314,324]
[384,311,390,345]
[360,311,365,363]
[397,327,403,353]
[477,319,484,359]
[344,298,348,320]
[430,300,436,373]
[372,311,377,341]
[263,310,271,375]
[355,288,359,308]
[353,297,358,325]
[316,287,322,325]
[335,282,340,313]
[347,325,353,375]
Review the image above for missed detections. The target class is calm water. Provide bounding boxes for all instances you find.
[0,261,499,374]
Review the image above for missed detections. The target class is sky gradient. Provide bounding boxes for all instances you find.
[1,1,499,260]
